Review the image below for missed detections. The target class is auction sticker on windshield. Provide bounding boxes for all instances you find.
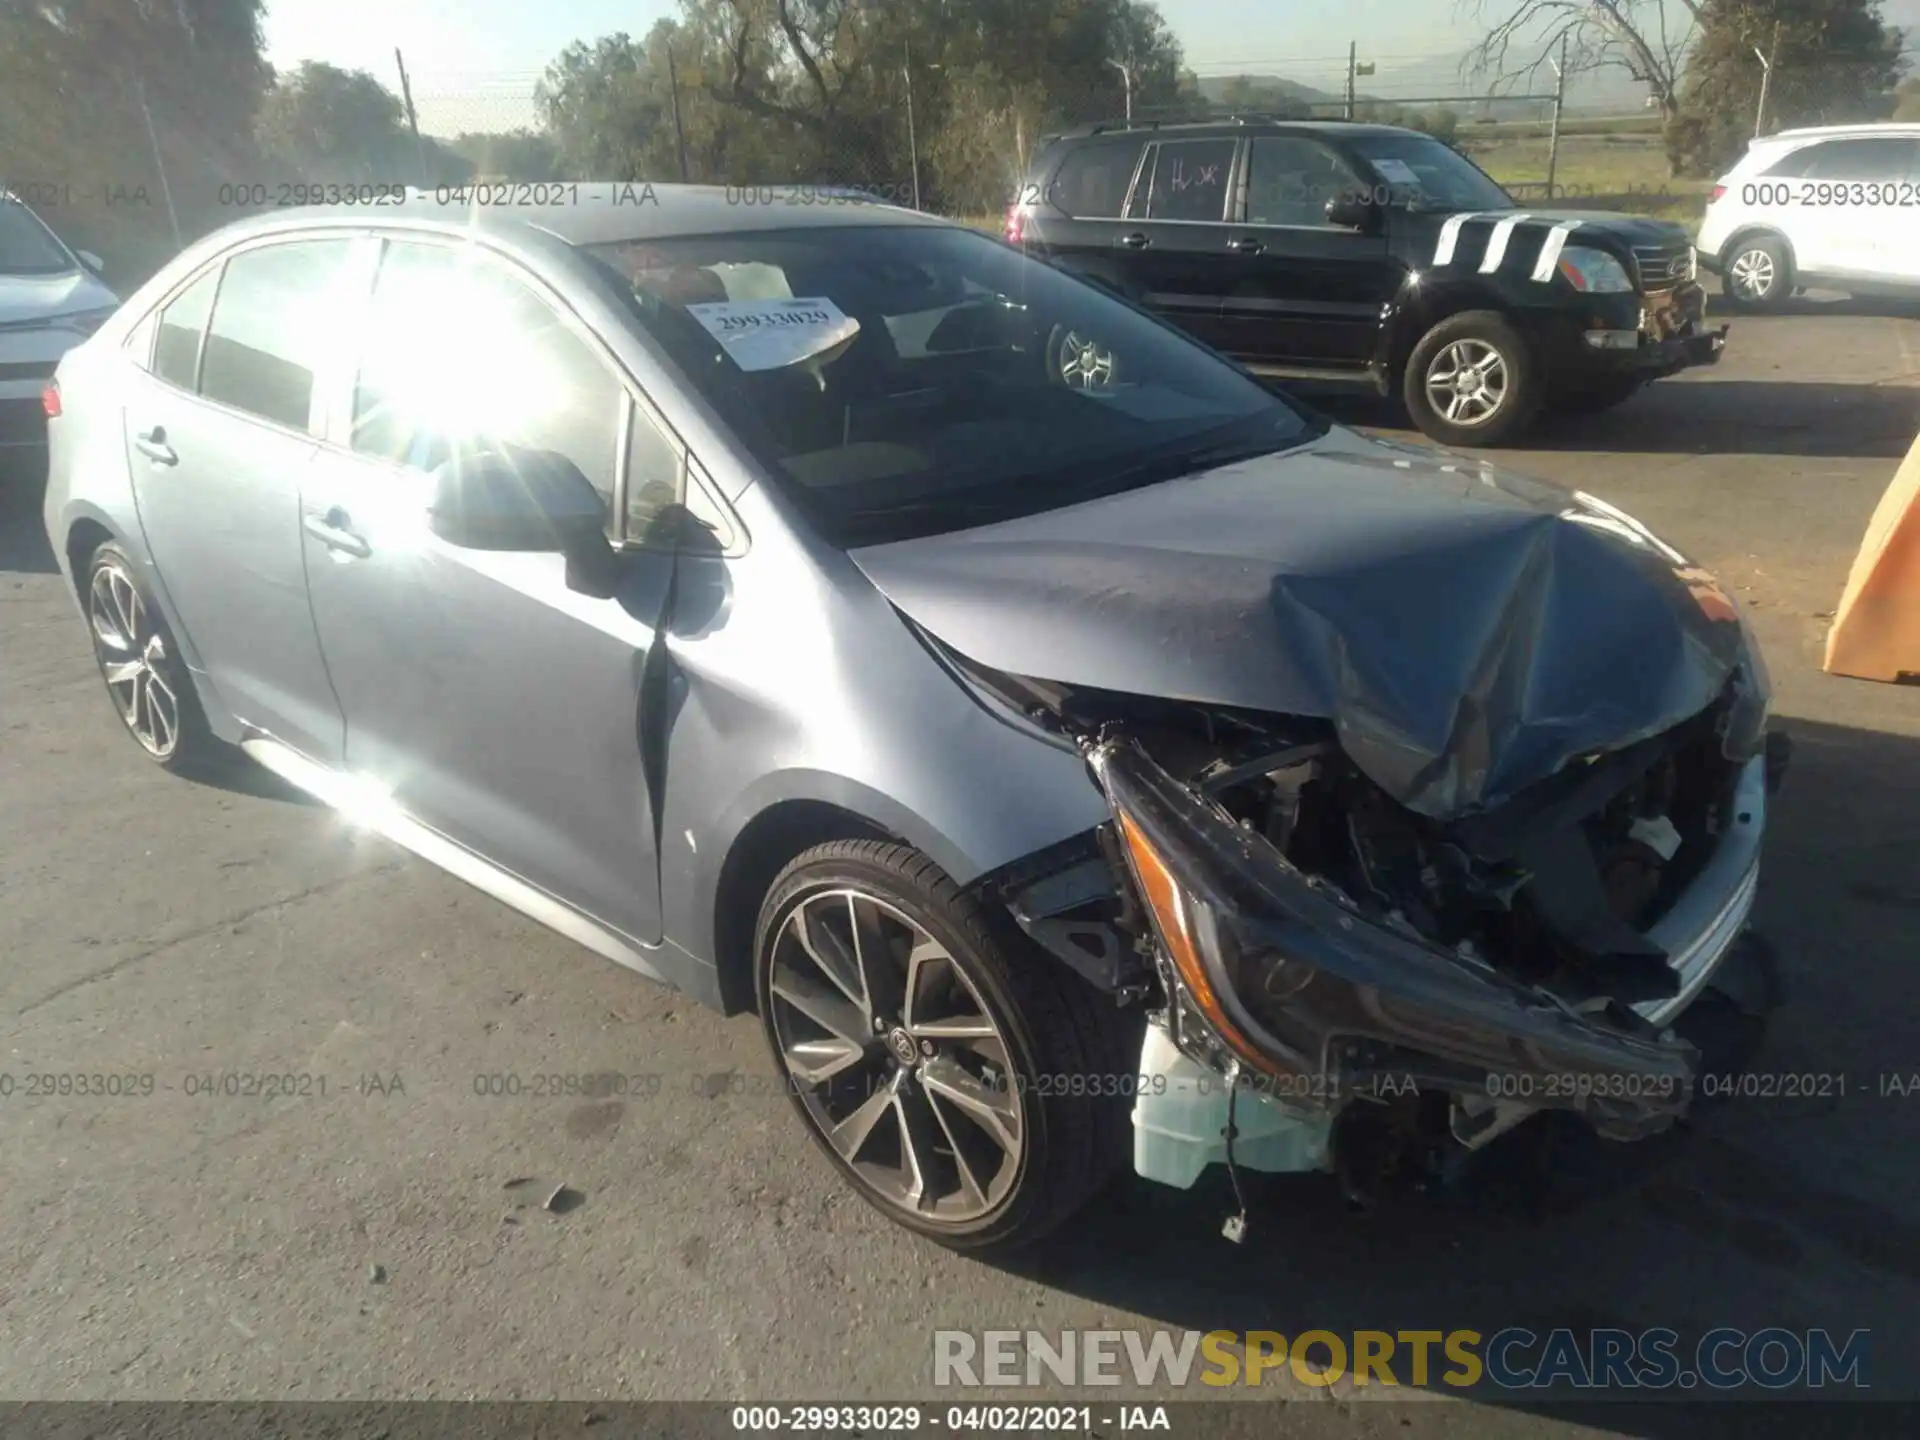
[687,296,861,371]
[1372,159,1420,185]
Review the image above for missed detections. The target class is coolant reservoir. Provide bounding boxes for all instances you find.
[1130,1023,1331,1188]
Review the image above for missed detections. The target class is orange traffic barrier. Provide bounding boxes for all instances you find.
[1824,427,1920,683]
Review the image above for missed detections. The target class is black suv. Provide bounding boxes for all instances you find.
[1007,118,1729,446]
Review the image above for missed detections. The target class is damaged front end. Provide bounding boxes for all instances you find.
[977,663,1786,1209]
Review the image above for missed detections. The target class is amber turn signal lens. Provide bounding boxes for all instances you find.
[1113,808,1269,1070]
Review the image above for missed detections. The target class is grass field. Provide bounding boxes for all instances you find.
[1468,129,1711,225]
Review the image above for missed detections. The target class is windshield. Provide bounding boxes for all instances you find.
[585,224,1321,544]
[1345,134,1515,214]
[0,199,78,275]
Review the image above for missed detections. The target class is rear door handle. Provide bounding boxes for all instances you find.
[133,427,176,466]
[302,507,371,559]
[1228,237,1266,255]
[1116,232,1151,249]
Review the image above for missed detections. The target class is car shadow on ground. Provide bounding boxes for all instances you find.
[988,715,1920,1427]
[0,458,56,574]
[1303,381,1920,461]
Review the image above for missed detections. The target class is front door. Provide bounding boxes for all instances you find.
[1110,136,1242,350]
[1216,134,1395,367]
[299,235,680,945]
[123,239,362,762]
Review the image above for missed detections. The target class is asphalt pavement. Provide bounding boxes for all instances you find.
[3,296,1918,1434]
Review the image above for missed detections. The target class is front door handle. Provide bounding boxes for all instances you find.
[1228,236,1266,255]
[302,507,371,559]
[133,427,177,466]
[1116,232,1151,249]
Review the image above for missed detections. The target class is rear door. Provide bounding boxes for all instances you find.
[1112,135,1241,348]
[123,237,364,762]
[1216,134,1395,367]
[1775,137,1918,278]
[1023,135,1150,293]
[298,234,680,946]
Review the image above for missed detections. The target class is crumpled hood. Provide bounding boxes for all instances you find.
[850,428,1757,819]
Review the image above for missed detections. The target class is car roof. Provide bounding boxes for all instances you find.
[1046,117,1415,144]
[1757,122,1920,144]
[218,182,950,250]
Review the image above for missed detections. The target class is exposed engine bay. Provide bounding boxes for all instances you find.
[968,656,1788,1216]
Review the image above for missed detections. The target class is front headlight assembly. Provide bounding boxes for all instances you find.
[1555,245,1636,294]
[1085,730,1696,1138]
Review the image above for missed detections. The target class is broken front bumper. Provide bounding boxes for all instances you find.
[1088,733,1770,1179]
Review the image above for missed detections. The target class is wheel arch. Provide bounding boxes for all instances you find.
[1719,225,1796,277]
[710,798,896,1015]
[1377,277,1537,386]
[64,515,116,598]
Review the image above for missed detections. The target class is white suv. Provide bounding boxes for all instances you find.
[1697,123,1920,309]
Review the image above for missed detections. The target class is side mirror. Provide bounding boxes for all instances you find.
[1325,192,1378,232]
[76,249,105,274]
[428,445,619,596]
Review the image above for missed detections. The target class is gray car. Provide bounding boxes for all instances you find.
[2,192,117,457]
[42,185,1786,1250]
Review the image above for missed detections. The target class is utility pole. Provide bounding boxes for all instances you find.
[394,48,430,184]
[132,70,181,249]
[904,38,921,209]
[1546,34,1568,200]
[666,44,690,181]
[1753,22,1780,138]
[1346,40,1357,119]
[1107,56,1132,121]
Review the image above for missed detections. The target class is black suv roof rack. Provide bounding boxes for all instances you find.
[1055,113,1373,139]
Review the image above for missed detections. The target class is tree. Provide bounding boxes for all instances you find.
[254,62,416,183]
[1896,75,1920,120]
[1464,0,1701,119]
[1664,0,1905,176]
[445,129,562,181]
[0,0,272,280]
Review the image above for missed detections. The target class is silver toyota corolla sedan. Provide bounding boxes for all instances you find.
[42,185,1787,1250]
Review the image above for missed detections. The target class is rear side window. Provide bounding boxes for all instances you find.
[1138,139,1236,222]
[199,239,359,430]
[1046,140,1146,218]
[151,268,218,391]
[1773,137,1919,180]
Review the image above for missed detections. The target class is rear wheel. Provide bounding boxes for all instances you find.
[84,542,221,773]
[754,840,1130,1252]
[1403,311,1541,447]
[1722,235,1791,311]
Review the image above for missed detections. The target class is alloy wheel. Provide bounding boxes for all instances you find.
[1055,331,1117,390]
[88,559,180,759]
[1424,338,1510,427]
[1729,247,1776,300]
[767,889,1025,1223]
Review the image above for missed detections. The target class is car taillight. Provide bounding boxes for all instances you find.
[40,381,61,418]
[1710,184,1727,203]
[1004,205,1024,245]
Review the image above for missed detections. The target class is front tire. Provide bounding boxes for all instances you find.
[83,542,221,773]
[1403,311,1540,447]
[754,840,1130,1252]
[1722,234,1791,311]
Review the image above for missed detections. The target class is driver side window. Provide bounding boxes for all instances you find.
[350,239,625,528]
[1246,136,1366,227]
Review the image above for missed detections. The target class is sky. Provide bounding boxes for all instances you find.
[262,0,1920,133]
